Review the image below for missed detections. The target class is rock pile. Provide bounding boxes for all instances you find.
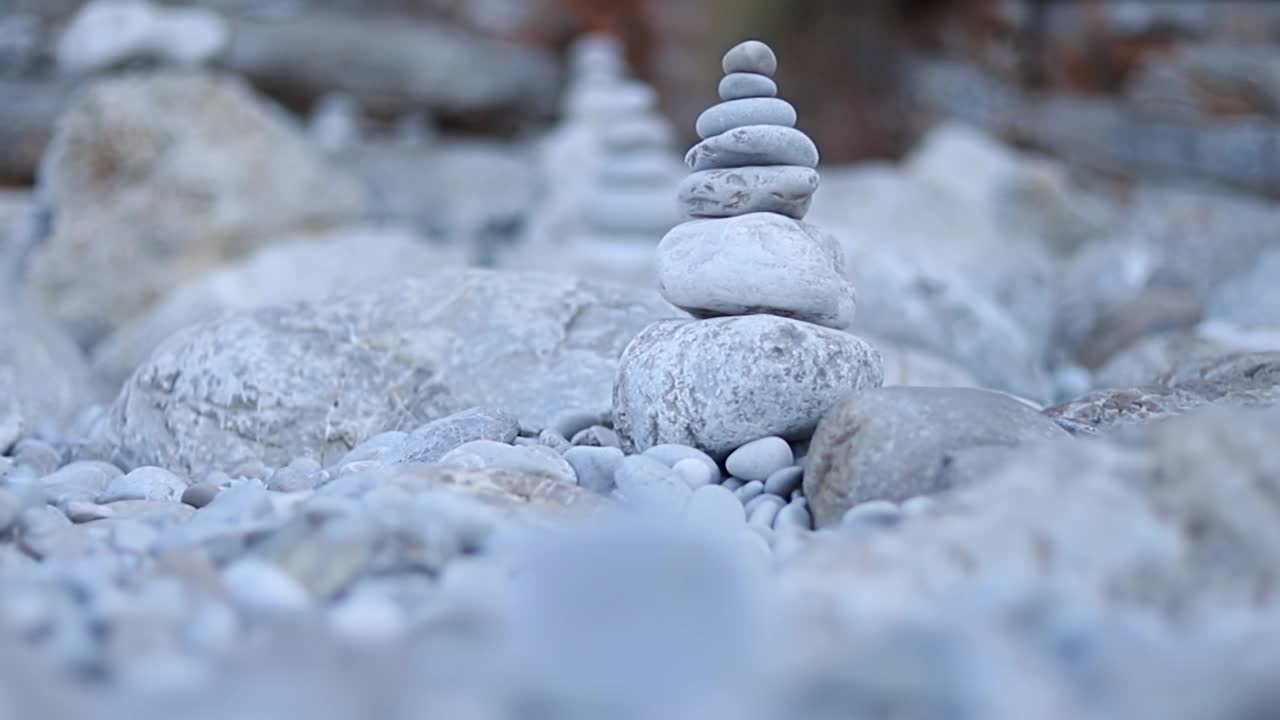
[613,41,884,458]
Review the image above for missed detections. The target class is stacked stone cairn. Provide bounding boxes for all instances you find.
[613,41,884,468]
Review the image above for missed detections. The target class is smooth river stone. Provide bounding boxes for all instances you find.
[722,40,777,77]
[613,315,884,457]
[685,126,819,171]
[678,165,818,220]
[696,98,796,140]
[719,72,777,101]
[656,213,856,329]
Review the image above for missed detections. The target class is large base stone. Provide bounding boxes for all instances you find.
[613,315,883,458]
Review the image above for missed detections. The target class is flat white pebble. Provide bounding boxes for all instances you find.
[763,465,803,497]
[734,480,764,504]
[841,500,902,528]
[672,458,715,489]
[719,72,777,101]
[641,444,720,481]
[773,498,813,531]
[696,97,796,140]
[684,484,746,530]
[744,491,787,514]
[726,437,794,482]
[747,495,786,527]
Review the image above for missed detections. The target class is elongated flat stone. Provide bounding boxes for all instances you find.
[656,212,855,329]
[696,98,796,140]
[678,165,818,220]
[685,125,819,171]
[719,72,777,101]
[722,40,777,77]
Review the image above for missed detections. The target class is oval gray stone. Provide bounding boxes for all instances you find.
[640,444,721,482]
[678,165,818,220]
[386,407,519,466]
[685,125,818,171]
[804,387,1071,527]
[773,498,812,531]
[684,484,745,530]
[672,458,715,489]
[722,40,777,77]
[563,446,624,495]
[726,436,794,482]
[613,455,691,513]
[656,213,856,329]
[719,72,777,101]
[696,98,796,140]
[763,465,803,497]
[614,316,884,458]
[735,481,765,505]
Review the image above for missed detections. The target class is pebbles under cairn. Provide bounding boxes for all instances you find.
[613,41,884,457]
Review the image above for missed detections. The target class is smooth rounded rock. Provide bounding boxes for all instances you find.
[181,482,219,509]
[747,494,786,527]
[805,387,1071,527]
[672,458,715,489]
[725,436,794,483]
[678,165,818,220]
[719,72,777,101]
[840,500,901,529]
[613,455,691,513]
[385,407,519,466]
[570,425,620,448]
[614,316,883,457]
[563,446,624,495]
[657,213,856,329]
[722,40,777,77]
[685,126,819,171]
[735,481,764,505]
[773,498,812,530]
[99,466,186,503]
[641,444,721,482]
[684,484,745,530]
[696,98,796,140]
[763,465,804,497]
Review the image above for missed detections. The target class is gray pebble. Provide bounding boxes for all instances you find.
[64,500,113,523]
[747,494,786,527]
[387,407,519,465]
[763,465,803,497]
[696,98,796,140]
[549,409,607,440]
[773,498,812,530]
[734,480,764,505]
[672,458,715,489]
[841,500,901,529]
[722,40,777,77]
[570,425,620,448]
[41,460,121,507]
[901,495,937,516]
[614,455,691,513]
[536,429,572,454]
[513,437,538,447]
[266,457,324,492]
[439,441,577,484]
[334,431,406,468]
[563,446,624,495]
[181,482,220,509]
[685,125,819,171]
[12,439,61,476]
[744,491,787,514]
[684,484,745,530]
[719,72,777,101]
[222,558,310,613]
[99,466,186,503]
[641,444,720,482]
[722,477,744,492]
[726,436,794,483]
[678,165,818,220]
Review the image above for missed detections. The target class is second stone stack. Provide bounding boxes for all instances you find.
[613,40,884,458]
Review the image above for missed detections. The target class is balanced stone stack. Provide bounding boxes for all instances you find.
[613,40,884,458]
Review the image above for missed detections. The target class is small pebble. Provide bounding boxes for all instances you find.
[266,458,323,493]
[722,39,777,77]
[614,455,692,514]
[230,459,271,480]
[672,458,715,489]
[841,500,902,529]
[222,559,310,613]
[718,72,778,101]
[763,465,803,497]
[726,437,793,483]
[334,431,406,468]
[642,444,720,482]
[901,495,937,515]
[722,477,744,492]
[12,439,61,476]
[773,498,812,531]
[513,437,538,447]
[64,500,114,523]
[563,446,624,495]
[536,429,572,454]
[747,495,786,527]
[181,482,220,509]
[684,484,746,530]
[734,480,764,504]
[41,460,121,506]
[99,466,186,503]
[570,425,620,448]
[744,491,786,515]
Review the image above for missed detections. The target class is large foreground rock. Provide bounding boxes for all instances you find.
[111,270,679,477]
[91,227,462,388]
[26,71,365,346]
[804,386,1069,526]
[613,315,883,457]
[0,301,99,447]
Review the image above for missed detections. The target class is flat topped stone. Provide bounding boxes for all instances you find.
[678,165,818,220]
[696,98,796,140]
[719,73,777,101]
[686,125,819,171]
[722,40,777,77]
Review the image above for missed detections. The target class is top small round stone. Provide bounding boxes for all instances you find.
[722,40,777,77]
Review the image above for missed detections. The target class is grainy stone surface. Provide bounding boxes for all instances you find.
[678,166,818,220]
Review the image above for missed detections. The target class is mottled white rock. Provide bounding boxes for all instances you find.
[722,40,777,77]
[656,213,855,329]
[678,165,818,220]
[614,316,883,457]
[696,98,796,140]
[719,73,777,101]
[686,125,819,171]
